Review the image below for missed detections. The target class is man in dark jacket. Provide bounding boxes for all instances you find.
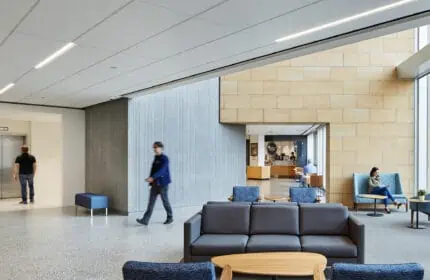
[137,141,173,225]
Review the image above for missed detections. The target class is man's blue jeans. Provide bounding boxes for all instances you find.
[371,186,395,207]
[19,174,34,202]
[142,184,173,223]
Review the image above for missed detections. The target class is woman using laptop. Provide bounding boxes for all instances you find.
[368,167,402,214]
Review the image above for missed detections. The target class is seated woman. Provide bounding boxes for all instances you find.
[368,167,402,214]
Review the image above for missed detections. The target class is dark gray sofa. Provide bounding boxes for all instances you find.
[184,203,364,265]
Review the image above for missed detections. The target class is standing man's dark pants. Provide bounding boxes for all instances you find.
[142,184,173,223]
[19,174,34,202]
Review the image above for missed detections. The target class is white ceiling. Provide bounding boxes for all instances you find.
[0,0,428,108]
[247,124,316,136]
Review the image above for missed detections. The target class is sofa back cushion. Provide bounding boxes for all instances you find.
[233,186,260,202]
[202,204,250,234]
[250,204,299,235]
[300,203,348,235]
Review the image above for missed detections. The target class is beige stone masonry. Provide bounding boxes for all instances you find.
[220,31,415,206]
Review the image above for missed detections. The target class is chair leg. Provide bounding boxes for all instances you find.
[105,208,108,216]
[406,203,408,213]
[410,210,414,226]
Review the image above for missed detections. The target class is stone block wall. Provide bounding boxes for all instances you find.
[220,30,415,206]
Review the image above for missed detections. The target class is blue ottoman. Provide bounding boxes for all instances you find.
[75,193,108,216]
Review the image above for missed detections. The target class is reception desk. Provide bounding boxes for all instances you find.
[247,166,271,180]
[270,165,296,178]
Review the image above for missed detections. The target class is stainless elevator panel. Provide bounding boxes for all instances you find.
[0,136,25,199]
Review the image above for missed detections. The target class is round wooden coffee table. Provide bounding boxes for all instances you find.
[408,198,430,229]
[212,252,327,279]
[358,194,387,217]
[265,195,287,202]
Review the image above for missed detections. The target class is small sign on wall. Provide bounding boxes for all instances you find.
[0,127,9,132]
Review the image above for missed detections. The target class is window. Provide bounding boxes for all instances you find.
[416,25,429,192]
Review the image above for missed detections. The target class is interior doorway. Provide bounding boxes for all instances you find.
[0,135,26,199]
[245,124,328,201]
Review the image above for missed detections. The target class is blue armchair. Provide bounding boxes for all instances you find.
[289,187,317,203]
[331,263,424,280]
[353,173,408,211]
[228,186,262,202]
[122,261,216,280]
[410,194,430,224]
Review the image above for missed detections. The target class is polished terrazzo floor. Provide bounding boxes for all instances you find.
[1,198,430,279]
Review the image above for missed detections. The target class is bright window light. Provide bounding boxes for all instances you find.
[275,0,416,43]
[0,83,15,95]
[34,42,76,69]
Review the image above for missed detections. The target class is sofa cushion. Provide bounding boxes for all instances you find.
[202,204,250,234]
[250,204,299,235]
[246,235,301,252]
[300,203,348,235]
[191,234,248,256]
[301,235,357,258]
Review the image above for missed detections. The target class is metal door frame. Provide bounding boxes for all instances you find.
[0,134,27,199]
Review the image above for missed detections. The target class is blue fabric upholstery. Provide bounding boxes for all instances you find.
[289,187,317,203]
[353,173,408,205]
[122,261,216,280]
[332,263,424,280]
[75,193,108,209]
[232,186,260,202]
[410,194,430,215]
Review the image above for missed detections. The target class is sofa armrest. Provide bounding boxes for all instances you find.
[348,214,365,264]
[184,212,202,262]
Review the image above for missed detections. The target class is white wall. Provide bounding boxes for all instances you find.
[0,119,30,136]
[0,103,85,207]
[31,122,63,207]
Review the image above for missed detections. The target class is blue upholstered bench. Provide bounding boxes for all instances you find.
[75,193,108,216]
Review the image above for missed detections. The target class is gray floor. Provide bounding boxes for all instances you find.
[0,203,429,279]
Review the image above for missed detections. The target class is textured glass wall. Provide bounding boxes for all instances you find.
[128,78,246,212]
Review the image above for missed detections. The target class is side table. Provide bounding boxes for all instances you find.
[408,199,430,229]
[357,194,387,217]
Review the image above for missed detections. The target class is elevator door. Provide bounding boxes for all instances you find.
[0,136,25,199]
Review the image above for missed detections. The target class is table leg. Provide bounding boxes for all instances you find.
[409,204,426,229]
[416,206,419,228]
[374,199,376,216]
[367,199,384,217]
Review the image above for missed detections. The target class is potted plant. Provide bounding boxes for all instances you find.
[418,189,426,201]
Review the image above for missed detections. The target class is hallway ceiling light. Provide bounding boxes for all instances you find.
[34,42,76,69]
[275,0,415,43]
[0,83,15,95]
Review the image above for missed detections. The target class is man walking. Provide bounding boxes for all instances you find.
[137,142,173,225]
[13,145,37,204]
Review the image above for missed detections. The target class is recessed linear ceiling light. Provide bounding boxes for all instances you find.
[34,42,76,69]
[0,83,15,95]
[275,0,415,43]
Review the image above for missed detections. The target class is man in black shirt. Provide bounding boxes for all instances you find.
[13,145,37,204]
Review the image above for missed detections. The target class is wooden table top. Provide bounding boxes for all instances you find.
[211,252,327,277]
[409,199,430,203]
[357,194,387,199]
[264,195,288,201]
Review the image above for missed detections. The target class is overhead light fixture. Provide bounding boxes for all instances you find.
[34,42,76,69]
[0,83,15,95]
[275,0,415,43]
